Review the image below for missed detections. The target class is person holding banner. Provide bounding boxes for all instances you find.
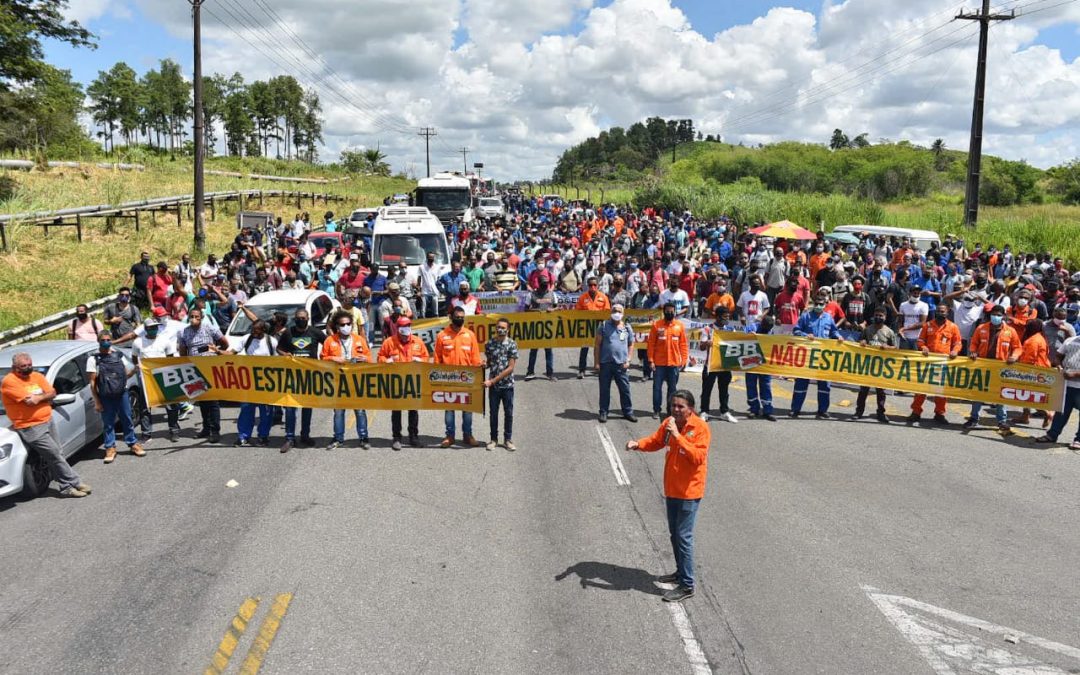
[322,312,373,450]
[648,302,690,419]
[378,317,429,450]
[575,279,611,379]
[177,308,230,444]
[232,320,278,447]
[744,316,777,421]
[908,305,962,425]
[594,303,636,424]
[484,317,519,451]
[699,307,738,424]
[965,305,1021,433]
[524,277,558,381]
[435,307,483,448]
[624,389,711,603]
[277,309,324,453]
[855,307,899,423]
[790,293,844,419]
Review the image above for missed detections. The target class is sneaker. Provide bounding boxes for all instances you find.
[168,430,179,442]
[131,443,146,457]
[598,412,608,423]
[234,438,250,447]
[196,429,210,439]
[409,435,422,447]
[815,412,832,420]
[76,483,92,494]
[933,414,949,425]
[906,413,919,425]
[486,440,498,451]
[504,440,516,452]
[652,412,660,420]
[524,373,537,381]
[392,438,403,451]
[280,440,293,454]
[789,411,800,419]
[624,413,638,423]
[103,447,117,464]
[439,437,454,448]
[546,373,556,382]
[852,411,865,420]
[662,585,694,603]
[762,414,777,422]
[700,411,710,422]
[720,412,738,424]
[254,437,270,447]
[577,371,584,380]
[998,424,1013,436]
[876,413,890,424]
[655,572,679,584]
[60,487,88,498]
[326,440,341,451]
[463,434,482,448]
[962,417,977,429]
[360,439,371,450]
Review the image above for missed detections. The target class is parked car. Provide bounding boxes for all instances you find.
[306,231,350,259]
[476,196,506,220]
[349,208,380,227]
[224,289,338,352]
[0,341,142,499]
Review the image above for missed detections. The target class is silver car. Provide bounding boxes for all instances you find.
[0,341,142,499]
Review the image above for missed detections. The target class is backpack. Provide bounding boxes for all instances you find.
[93,351,127,398]
[70,316,100,338]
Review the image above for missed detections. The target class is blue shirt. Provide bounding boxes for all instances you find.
[794,311,840,339]
[597,320,633,365]
[438,271,468,296]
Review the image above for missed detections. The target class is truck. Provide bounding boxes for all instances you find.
[371,206,451,282]
[413,172,474,226]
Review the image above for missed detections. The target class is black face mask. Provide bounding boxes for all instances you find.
[873,316,886,325]
[935,315,947,324]
[451,316,465,328]
[294,319,308,330]
[77,312,88,320]
[664,311,676,321]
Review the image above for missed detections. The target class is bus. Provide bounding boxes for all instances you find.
[414,172,475,226]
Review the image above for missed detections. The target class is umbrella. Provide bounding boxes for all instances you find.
[749,220,817,240]
[825,231,860,245]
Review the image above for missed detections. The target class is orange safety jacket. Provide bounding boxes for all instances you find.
[634,413,711,499]
[916,319,962,355]
[969,322,1022,361]
[433,326,482,366]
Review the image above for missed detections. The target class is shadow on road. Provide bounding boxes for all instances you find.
[554,408,598,421]
[554,561,664,596]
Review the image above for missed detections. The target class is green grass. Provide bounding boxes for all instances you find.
[0,157,413,331]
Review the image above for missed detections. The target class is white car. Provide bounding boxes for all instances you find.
[224,289,338,352]
[476,196,506,220]
[0,341,141,499]
[348,207,380,227]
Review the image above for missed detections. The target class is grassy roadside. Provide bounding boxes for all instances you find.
[0,159,413,331]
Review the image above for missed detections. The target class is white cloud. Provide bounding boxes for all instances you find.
[106,0,1080,178]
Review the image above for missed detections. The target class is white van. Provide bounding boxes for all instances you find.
[832,225,941,251]
[371,206,451,280]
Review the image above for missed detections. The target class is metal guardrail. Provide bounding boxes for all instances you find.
[0,159,145,171]
[0,295,115,350]
[205,170,351,184]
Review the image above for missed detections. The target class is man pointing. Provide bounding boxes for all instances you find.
[625,389,711,603]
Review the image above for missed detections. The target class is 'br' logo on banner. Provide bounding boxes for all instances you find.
[152,363,212,400]
[720,340,766,370]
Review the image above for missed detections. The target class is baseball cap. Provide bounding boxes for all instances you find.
[152,306,168,318]
[397,317,412,327]
[143,318,159,327]
[388,282,400,291]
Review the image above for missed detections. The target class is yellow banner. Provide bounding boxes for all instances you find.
[708,330,1064,411]
[411,309,670,350]
[139,356,484,412]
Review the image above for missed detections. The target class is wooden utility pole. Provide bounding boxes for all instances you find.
[459,147,469,174]
[418,127,437,177]
[957,0,1014,226]
[190,0,207,251]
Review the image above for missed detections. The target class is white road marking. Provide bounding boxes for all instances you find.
[656,582,712,675]
[596,426,631,486]
[863,584,1080,674]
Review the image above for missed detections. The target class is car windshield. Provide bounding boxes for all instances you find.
[374,233,448,266]
[481,199,501,207]
[416,189,470,212]
[0,366,49,414]
[229,304,303,335]
[309,235,339,248]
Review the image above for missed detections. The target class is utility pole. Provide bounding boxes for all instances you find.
[459,147,469,174]
[189,0,206,251]
[418,127,437,177]
[958,0,1014,226]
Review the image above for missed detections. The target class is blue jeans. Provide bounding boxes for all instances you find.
[666,497,701,589]
[488,387,514,442]
[652,365,680,414]
[444,411,473,438]
[1047,386,1080,442]
[745,373,773,415]
[333,409,368,442]
[284,407,313,441]
[139,403,179,435]
[527,348,554,376]
[101,391,137,449]
[792,378,831,414]
[238,402,273,441]
[969,402,1008,426]
[599,362,633,416]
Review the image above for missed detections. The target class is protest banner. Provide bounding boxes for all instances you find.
[708,331,1064,411]
[139,356,484,413]
[473,290,582,313]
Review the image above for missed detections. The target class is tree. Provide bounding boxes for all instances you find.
[0,64,92,155]
[0,0,95,90]
[157,59,190,152]
[1049,159,1080,205]
[87,69,121,153]
[931,138,948,170]
[269,75,303,159]
[200,74,227,156]
[223,88,254,156]
[850,133,870,149]
[829,129,849,151]
[293,89,322,163]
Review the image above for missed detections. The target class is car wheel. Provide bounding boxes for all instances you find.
[21,452,50,499]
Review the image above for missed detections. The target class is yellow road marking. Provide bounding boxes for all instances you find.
[205,597,260,675]
[239,593,293,675]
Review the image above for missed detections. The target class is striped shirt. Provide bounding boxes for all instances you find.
[178,323,223,356]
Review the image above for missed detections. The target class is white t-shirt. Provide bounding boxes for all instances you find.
[418,263,440,295]
[658,288,691,315]
[132,333,178,360]
[242,334,278,356]
[899,299,929,340]
[737,290,770,322]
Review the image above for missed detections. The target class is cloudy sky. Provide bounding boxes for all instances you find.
[48,0,1080,179]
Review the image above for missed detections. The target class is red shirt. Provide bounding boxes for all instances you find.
[775,289,805,326]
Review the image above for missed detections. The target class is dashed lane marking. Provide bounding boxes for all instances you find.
[596,426,631,486]
[204,596,260,675]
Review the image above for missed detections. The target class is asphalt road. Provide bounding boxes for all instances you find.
[2,352,1079,675]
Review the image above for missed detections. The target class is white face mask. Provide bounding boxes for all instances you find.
[611,312,623,322]
[1017,299,1029,307]
[338,325,352,337]
[398,327,412,338]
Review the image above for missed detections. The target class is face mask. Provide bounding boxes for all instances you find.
[909,297,920,304]
[294,319,308,330]
[460,289,469,298]
[873,316,885,325]
[451,316,465,328]
[1017,299,1029,307]
[663,311,675,321]
[119,295,130,303]
[145,328,159,339]
[77,312,88,320]
[812,305,824,314]
[399,327,413,339]
[1053,317,1065,326]
[611,311,623,322]
[935,315,946,324]
[15,365,32,376]
[975,279,987,288]
[496,327,508,336]
[338,325,352,337]
[99,340,111,350]
[990,315,1004,326]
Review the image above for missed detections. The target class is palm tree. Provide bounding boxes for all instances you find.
[362,147,390,176]
[931,138,947,170]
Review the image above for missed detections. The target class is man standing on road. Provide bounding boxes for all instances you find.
[88,330,144,463]
[791,293,844,419]
[647,301,689,419]
[854,307,899,423]
[130,318,181,442]
[1,353,93,497]
[177,308,230,444]
[419,252,441,318]
[575,278,611,378]
[321,312,372,450]
[378,317,429,450]
[699,306,738,424]
[103,287,141,341]
[909,304,962,425]
[233,320,278,448]
[435,306,483,448]
[625,389,710,603]
[127,250,154,309]
[965,304,1021,433]
[484,317,518,451]
[277,308,325,453]
[524,276,558,381]
[594,303,636,424]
